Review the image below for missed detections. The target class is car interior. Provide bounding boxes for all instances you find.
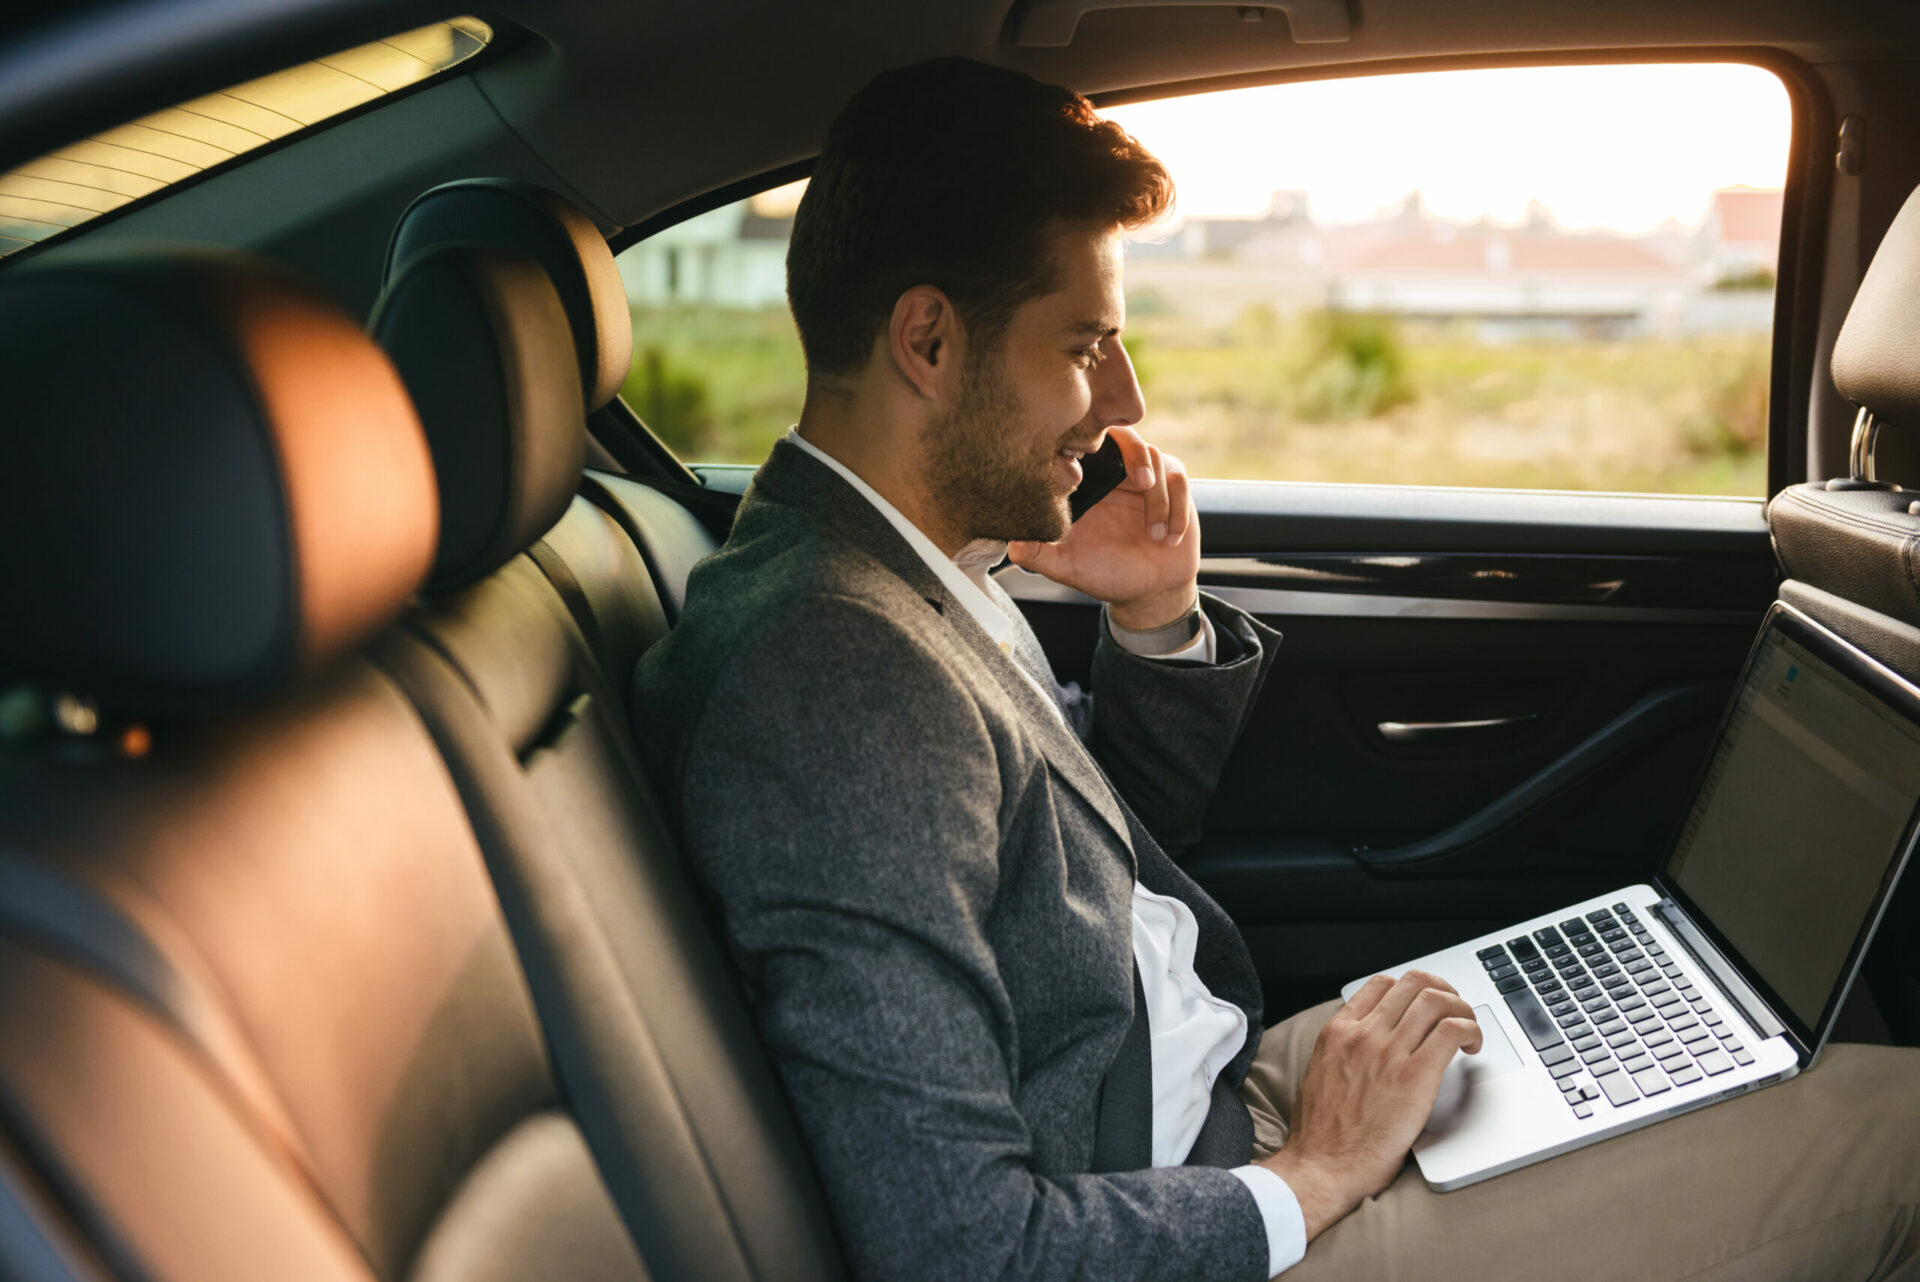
[2,0,1920,1278]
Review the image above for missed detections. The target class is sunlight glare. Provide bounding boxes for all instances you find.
[1101,64,1790,233]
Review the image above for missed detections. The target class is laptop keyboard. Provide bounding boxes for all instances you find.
[1476,903,1756,1120]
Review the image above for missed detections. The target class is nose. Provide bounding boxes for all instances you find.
[1093,336,1146,430]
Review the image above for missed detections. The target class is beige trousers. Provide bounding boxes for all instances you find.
[1238,999,1920,1281]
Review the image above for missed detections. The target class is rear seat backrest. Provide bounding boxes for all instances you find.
[0,249,647,1282]
[368,229,845,1279]
[1768,180,1920,1045]
[378,176,724,674]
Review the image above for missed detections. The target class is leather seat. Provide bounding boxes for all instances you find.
[1767,181,1920,1044]
[0,248,648,1281]
[367,232,845,1279]
[381,178,725,675]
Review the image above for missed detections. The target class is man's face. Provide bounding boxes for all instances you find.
[921,227,1144,544]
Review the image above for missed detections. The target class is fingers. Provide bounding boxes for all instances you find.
[1162,453,1192,545]
[1368,969,1445,1028]
[1340,973,1397,1021]
[1106,425,1155,491]
[1391,986,1479,1057]
[1143,444,1171,541]
[1414,1013,1485,1074]
[1006,540,1056,571]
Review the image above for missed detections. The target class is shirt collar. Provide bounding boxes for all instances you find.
[783,427,1016,653]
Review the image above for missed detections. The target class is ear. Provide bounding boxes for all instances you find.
[887,285,959,400]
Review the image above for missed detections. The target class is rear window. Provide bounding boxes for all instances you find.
[0,17,491,260]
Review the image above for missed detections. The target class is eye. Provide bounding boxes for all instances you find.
[1074,345,1105,368]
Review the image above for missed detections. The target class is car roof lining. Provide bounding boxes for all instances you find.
[6,0,1915,233]
[470,0,1917,230]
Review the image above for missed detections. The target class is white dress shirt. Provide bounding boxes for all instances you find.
[785,428,1305,1277]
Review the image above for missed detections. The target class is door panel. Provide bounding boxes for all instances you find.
[1010,481,1778,1018]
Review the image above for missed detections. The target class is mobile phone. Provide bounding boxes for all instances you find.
[1068,437,1128,522]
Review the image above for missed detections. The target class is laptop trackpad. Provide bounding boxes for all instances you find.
[1425,1003,1522,1134]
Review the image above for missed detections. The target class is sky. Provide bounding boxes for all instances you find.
[1100,63,1791,234]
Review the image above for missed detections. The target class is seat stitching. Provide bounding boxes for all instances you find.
[1777,487,1918,541]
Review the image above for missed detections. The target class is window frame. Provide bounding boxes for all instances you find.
[609,50,1829,499]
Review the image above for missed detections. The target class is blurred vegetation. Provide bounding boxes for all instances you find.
[624,347,712,455]
[622,300,1770,497]
[1711,268,1776,292]
[621,305,806,461]
[1293,310,1416,422]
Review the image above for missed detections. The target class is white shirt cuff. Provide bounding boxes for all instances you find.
[1229,1164,1308,1278]
[1109,606,1217,664]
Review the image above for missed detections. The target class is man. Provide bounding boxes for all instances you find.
[633,57,1920,1280]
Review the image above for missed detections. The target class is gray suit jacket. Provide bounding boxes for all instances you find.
[632,440,1283,1281]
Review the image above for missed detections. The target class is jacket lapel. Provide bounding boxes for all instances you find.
[940,579,1136,869]
[746,439,950,610]
[749,439,1136,866]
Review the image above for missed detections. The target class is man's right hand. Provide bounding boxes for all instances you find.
[1258,971,1482,1240]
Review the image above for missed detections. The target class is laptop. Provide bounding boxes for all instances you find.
[1342,600,1920,1190]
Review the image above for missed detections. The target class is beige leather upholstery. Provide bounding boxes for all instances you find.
[384,178,634,411]
[0,251,645,1282]
[369,186,845,1278]
[0,250,436,714]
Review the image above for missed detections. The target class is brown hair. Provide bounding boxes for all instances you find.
[786,57,1173,377]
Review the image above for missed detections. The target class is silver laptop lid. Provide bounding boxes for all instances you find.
[1657,601,1920,1063]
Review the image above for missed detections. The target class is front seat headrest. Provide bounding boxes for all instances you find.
[384,178,633,411]
[1834,184,1920,427]
[370,245,586,589]
[0,247,438,716]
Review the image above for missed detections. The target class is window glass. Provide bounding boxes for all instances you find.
[618,64,1788,496]
[1104,64,1789,495]
[618,180,808,465]
[0,18,491,260]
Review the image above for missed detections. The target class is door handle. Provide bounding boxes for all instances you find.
[1376,714,1538,745]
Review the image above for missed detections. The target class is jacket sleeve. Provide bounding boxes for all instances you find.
[678,592,1270,1282]
[1083,594,1281,859]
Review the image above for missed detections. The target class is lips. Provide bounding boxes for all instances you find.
[1055,431,1104,463]
[1055,433,1103,490]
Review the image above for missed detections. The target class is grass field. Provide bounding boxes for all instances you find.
[624,302,1770,497]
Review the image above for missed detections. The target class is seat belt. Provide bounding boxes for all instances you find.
[0,853,198,1045]
[0,852,286,1281]
[0,1137,104,1282]
[0,852,310,1159]
[583,471,740,546]
[1090,967,1154,1172]
[527,537,605,658]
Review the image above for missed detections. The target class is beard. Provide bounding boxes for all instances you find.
[921,348,1076,545]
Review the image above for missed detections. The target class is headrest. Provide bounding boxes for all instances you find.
[384,179,633,411]
[370,245,585,589]
[1834,183,1920,428]
[0,248,438,716]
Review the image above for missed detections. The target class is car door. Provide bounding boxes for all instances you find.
[1003,486,1776,1016]
[998,60,1809,1018]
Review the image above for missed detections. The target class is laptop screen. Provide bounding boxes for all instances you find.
[1665,607,1920,1038]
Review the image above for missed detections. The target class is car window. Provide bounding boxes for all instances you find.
[1108,63,1789,496]
[0,18,491,261]
[617,180,808,465]
[617,63,1788,497]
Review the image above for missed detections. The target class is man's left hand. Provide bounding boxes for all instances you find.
[1006,425,1199,631]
